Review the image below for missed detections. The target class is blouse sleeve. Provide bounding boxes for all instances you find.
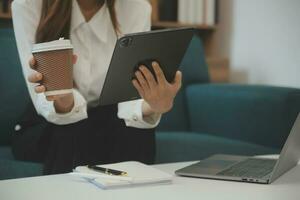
[12,0,88,125]
[117,0,161,129]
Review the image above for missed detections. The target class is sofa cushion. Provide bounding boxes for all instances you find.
[0,28,14,39]
[155,131,279,163]
[0,159,43,180]
[186,84,300,149]
[179,35,209,85]
[0,146,14,160]
[158,90,189,131]
[157,35,209,132]
[0,33,30,145]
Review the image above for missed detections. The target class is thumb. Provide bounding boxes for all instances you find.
[29,56,37,69]
[172,71,182,91]
[72,54,78,65]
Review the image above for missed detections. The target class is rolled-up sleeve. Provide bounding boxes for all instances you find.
[118,99,161,129]
[35,89,87,125]
[12,1,88,125]
[116,0,161,129]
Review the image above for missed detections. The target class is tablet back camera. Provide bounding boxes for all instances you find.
[120,37,133,48]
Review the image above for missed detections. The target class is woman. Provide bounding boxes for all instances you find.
[11,0,181,174]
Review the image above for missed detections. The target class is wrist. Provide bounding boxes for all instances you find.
[54,94,74,113]
[142,101,156,117]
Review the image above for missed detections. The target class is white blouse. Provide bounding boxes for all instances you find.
[12,0,160,128]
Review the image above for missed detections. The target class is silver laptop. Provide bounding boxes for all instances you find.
[175,113,300,184]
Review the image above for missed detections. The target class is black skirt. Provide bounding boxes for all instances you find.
[12,103,155,175]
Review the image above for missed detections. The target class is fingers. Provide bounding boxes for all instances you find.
[139,65,157,90]
[46,95,56,101]
[46,94,70,101]
[135,70,150,91]
[28,72,42,83]
[152,61,167,85]
[28,70,47,96]
[29,56,36,69]
[132,79,145,98]
[34,85,46,93]
[72,54,78,65]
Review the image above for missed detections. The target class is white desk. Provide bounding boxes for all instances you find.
[1,161,300,200]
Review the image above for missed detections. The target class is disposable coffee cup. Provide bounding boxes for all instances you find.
[32,38,73,96]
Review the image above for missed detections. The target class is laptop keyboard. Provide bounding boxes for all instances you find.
[217,158,277,178]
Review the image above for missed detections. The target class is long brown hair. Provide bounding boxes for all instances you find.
[36,0,118,43]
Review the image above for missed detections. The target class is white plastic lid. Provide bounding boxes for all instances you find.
[32,38,73,53]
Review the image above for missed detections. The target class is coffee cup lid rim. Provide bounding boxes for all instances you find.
[32,39,73,53]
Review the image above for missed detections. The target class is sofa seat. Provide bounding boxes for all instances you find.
[0,160,43,180]
[155,132,279,163]
[0,146,43,180]
[0,146,14,160]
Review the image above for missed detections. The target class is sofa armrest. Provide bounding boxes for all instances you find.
[185,83,300,149]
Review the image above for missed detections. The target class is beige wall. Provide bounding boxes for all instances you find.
[214,0,300,88]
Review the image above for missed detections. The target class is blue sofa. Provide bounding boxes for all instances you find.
[155,36,300,163]
[0,29,43,179]
[1,29,300,179]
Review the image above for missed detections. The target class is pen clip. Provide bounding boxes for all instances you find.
[88,165,128,176]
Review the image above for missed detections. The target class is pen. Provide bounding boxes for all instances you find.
[88,165,128,176]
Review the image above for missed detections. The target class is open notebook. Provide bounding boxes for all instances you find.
[71,161,173,189]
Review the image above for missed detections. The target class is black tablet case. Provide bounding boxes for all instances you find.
[99,28,195,105]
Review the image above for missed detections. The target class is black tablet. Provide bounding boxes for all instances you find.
[99,27,195,105]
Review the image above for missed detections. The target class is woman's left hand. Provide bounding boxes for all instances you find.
[132,61,182,115]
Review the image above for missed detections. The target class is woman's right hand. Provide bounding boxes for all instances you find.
[27,56,76,113]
